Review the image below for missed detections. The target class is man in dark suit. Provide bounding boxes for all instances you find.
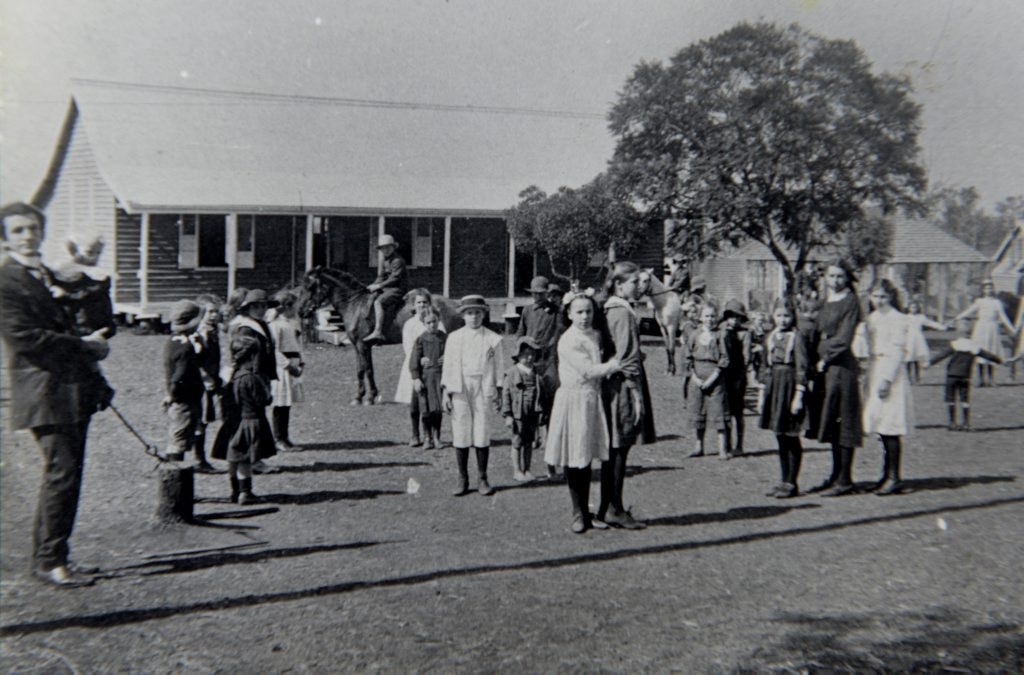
[0,202,110,588]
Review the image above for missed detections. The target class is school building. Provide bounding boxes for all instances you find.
[27,79,662,322]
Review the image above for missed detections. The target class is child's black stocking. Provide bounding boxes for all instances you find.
[787,437,803,488]
[279,407,291,445]
[947,404,957,427]
[962,404,971,429]
[227,461,239,502]
[452,447,470,496]
[597,458,615,519]
[475,447,493,495]
[612,445,631,513]
[566,466,592,520]
[775,434,790,484]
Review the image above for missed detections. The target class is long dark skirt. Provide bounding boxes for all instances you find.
[815,362,862,448]
[760,365,805,435]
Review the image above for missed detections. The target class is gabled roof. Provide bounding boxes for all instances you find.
[992,220,1022,263]
[715,215,989,264]
[36,79,613,215]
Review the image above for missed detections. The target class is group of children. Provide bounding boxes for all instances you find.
[395,264,655,533]
[162,286,305,504]
[674,261,1021,500]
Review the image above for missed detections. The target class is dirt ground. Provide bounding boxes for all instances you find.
[1,331,1022,672]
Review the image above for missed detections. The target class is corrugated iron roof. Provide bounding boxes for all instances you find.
[715,214,988,263]
[66,80,613,214]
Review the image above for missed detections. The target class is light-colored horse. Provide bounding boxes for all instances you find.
[638,268,683,374]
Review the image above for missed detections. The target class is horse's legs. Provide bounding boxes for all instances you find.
[363,345,380,404]
[352,340,367,405]
[657,318,676,375]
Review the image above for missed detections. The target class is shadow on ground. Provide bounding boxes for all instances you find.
[3,494,1020,638]
[741,606,1023,672]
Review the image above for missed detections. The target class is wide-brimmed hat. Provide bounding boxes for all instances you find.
[720,298,748,324]
[457,294,489,314]
[690,276,707,292]
[239,288,279,310]
[547,282,563,293]
[527,276,550,293]
[170,299,203,333]
[512,336,541,360]
[377,234,397,249]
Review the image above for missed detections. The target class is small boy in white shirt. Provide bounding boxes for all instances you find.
[441,295,504,496]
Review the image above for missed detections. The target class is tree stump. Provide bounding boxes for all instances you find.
[155,465,194,524]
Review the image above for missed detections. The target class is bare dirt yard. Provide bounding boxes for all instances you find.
[2,331,1023,672]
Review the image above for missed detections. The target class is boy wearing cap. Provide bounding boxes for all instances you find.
[720,299,751,456]
[518,275,565,477]
[365,234,409,343]
[441,295,504,496]
[501,336,548,482]
[163,300,207,463]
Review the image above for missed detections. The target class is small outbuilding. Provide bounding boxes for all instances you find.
[698,215,990,320]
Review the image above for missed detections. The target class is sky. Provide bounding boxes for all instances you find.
[1,0,1022,209]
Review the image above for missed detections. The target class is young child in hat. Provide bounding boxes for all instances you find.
[410,306,447,449]
[518,275,566,479]
[928,317,1009,431]
[686,303,731,459]
[163,300,206,463]
[501,336,548,482]
[52,231,117,412]
[441,295,504,496]
[365,234,409,343]
[212,334,276,504]
[719,299,751,456]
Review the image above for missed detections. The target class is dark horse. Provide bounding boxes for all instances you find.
[297,266,463,405]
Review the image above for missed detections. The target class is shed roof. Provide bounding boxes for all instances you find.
[719,215,988,264]
[39,79,613,215]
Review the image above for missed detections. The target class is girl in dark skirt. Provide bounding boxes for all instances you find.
[598,261,656,530]
[757,298,808,498]
[809,257,863,497]
[212,334,276,504]
[410,306,447,449]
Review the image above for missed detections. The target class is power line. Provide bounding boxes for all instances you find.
[69,78,606,120]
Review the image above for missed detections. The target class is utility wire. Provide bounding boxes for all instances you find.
[69,78,606,120]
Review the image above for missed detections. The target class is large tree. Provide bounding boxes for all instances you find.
[927,186,1018,256]
[506,173,647,285]
[608,22,927,293]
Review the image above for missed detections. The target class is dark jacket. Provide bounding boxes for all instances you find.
[374,253,409,294]
[165,334,205,403]
[0,258,101,428]
[930,338,1003,379]
[500,364,547,421]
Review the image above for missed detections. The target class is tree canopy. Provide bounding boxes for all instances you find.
[506,173,648,285]
[608,21,927,292]
[927,186,1020,256]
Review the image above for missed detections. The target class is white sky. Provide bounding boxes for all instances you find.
[1,0,1021,208]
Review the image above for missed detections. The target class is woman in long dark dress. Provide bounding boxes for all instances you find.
[808,257,863,497]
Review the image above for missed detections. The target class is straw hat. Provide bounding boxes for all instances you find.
[377,234,398,249]
[170,300,203,334]
[457,295,489,313]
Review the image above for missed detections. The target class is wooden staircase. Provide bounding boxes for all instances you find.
[314,308,350,346]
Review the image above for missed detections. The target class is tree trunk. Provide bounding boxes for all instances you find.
[155,465,194,525]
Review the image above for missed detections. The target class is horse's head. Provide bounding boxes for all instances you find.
[637,268,656,297]
[297,267,330,319]
[297,266,370,319]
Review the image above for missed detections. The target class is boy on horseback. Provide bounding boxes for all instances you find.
[365,234,409,344]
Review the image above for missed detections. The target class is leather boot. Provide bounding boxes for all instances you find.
[229,475,240,504]
[809,444,842,493]
[822,445,855,497]
[566,468,586,533]
[869,441,890,492]
[452,447,470,496]
[238,478,260,505]
[877,438,904,496]
[596,459,615,522]
[476,447,494,496]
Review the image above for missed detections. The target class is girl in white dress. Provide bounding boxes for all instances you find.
[904,299,947,384]
[858,279,913,496]
[544,294,621,534]
[395,290,444,445]
[956,279,1014,386]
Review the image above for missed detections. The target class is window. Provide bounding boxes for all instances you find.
[177,213,255,269]
[237,215,256,269]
